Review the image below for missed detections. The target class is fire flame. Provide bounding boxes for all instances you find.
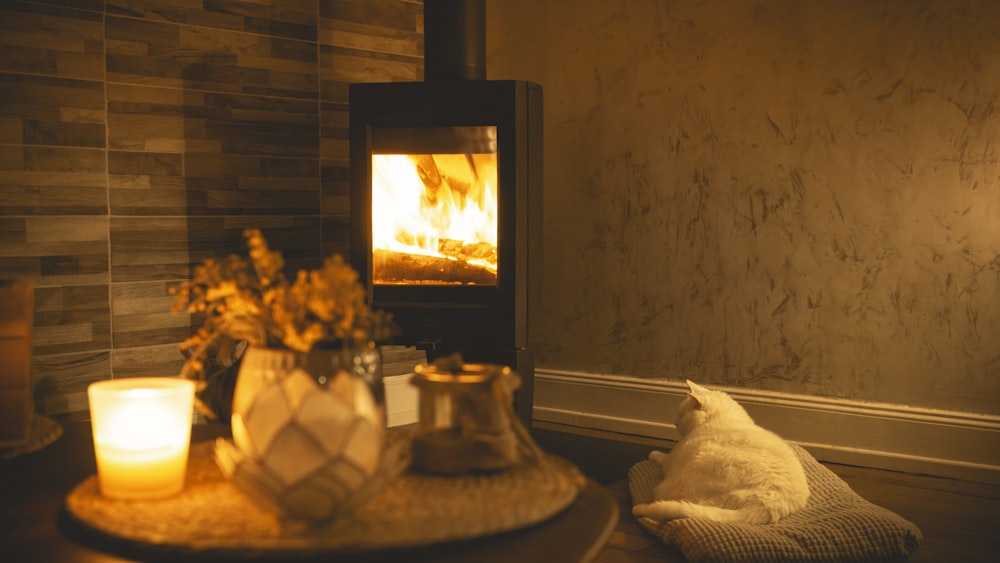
[371,152,498,284]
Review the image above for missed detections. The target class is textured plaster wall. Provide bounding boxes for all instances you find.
[486,0,1000,414]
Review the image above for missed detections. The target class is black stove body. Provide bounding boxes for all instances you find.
[348,0,542,426]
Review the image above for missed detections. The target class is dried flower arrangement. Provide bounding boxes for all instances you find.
[172,229,397,419]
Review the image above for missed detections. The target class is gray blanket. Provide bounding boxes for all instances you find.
[629,443,923,562]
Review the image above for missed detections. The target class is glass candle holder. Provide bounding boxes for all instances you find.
[87,377,196,499]
[409,357,525,474]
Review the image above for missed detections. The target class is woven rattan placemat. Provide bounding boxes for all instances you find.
[0,415,62,459]
[64,441,584,558]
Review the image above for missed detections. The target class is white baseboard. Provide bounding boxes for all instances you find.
[385,373,418,427]
[533,369,1000,486]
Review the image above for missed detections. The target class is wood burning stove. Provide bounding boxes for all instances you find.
[348,0,543,427]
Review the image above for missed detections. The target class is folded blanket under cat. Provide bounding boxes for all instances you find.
[629,443,923,562]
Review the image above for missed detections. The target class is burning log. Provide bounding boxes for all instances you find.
[438,239,496,265]
[414,154,486,212]
[415,155,444,205]
[373,249,496,285]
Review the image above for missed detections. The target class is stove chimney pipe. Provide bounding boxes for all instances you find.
[424,0,486,81]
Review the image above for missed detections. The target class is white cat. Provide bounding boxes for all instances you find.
[632,380,810,525]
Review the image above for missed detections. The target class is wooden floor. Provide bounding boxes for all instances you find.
[532,423,1000,563]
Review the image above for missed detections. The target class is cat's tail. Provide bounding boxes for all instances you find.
[632,500,777,525]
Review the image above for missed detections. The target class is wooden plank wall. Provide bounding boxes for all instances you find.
[0,0,423,415]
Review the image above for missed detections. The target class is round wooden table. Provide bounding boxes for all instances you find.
[0,419,618,562]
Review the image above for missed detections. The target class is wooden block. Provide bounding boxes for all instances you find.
[0,279,34,447]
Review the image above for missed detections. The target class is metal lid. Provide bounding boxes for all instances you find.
[411,353,512,386]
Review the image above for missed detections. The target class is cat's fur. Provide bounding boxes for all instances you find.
[632,380,810,525]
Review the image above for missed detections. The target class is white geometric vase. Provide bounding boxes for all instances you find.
[214,343,387,522]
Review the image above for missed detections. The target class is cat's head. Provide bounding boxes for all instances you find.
[675,380,753,435]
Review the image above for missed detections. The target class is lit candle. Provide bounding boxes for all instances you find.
[87,377,196,499]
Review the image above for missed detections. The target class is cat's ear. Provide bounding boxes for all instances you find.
[686,379,710,395]
[685,379,707,409]
[686,392,704,409]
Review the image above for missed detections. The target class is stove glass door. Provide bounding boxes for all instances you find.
[370,125,499,286]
